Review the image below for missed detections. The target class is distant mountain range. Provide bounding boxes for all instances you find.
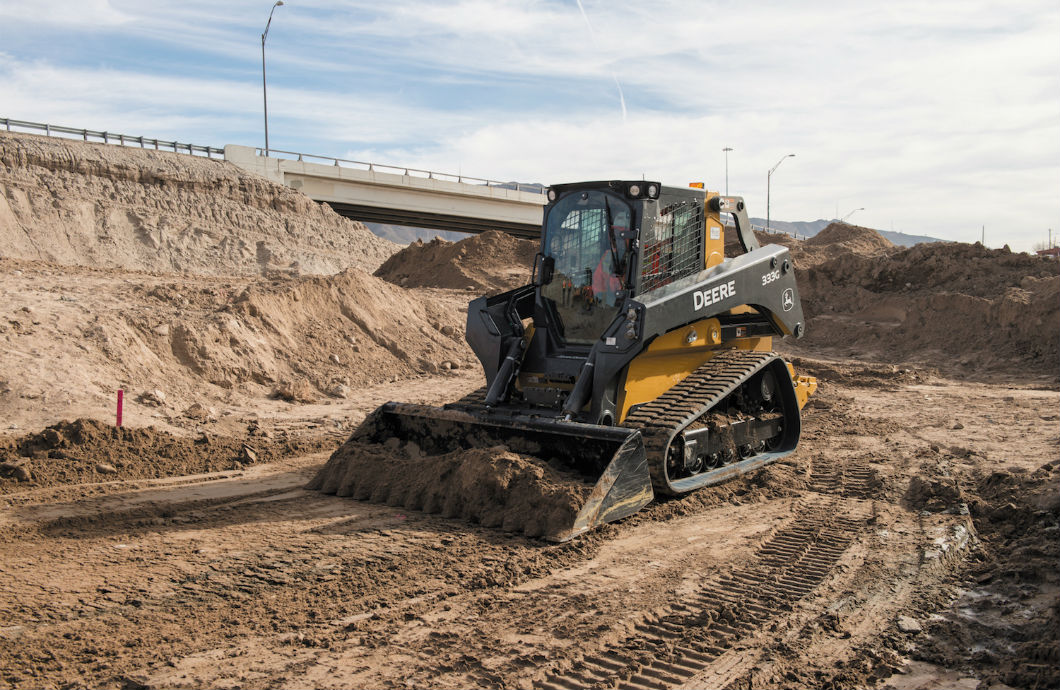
[363,215,945,249]
[748,218,944,248]
[364,223,470,245]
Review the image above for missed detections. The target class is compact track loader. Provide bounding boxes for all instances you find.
[310,181,816,540]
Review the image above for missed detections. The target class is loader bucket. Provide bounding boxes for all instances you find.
[307,402,654,542]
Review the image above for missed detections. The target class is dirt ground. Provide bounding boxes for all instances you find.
[0,131,1057,689]
[0,364,1055,690]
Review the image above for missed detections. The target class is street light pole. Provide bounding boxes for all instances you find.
[841,207,865,224]
[766,153,795,232]
[262,1,284,157]
[722,147,733,196]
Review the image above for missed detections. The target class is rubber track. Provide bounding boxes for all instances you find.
[447,352,779,495]
[622,349,780,490]
[534,465,877,690]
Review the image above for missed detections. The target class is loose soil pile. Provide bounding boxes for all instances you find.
[0,418,331,492]
[753,222,894,268]
[185,268,471,391]
[0,257,474,432]
[308,438,591,540]
[374,230,536,292]
[793,241,1060,376]
[0,132,396,276]
[804,221,894,255]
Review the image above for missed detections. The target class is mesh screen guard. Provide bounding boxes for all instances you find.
[639,201,704,294]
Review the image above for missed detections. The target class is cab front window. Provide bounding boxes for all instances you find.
[541,190,632,344]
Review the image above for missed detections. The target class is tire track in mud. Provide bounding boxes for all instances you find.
[535,459,876,690]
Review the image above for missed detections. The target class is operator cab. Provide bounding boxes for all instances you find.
[537,181,661,346]
[536,180,709,348]
[516,180,716,414]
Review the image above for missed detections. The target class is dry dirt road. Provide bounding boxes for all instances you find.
[0,361,1056,690]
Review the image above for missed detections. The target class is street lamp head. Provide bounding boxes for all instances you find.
[787,153,795,158]
[275,1,284,6]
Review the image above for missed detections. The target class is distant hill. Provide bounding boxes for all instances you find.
[876,229,947,247]
[749,218,832,239]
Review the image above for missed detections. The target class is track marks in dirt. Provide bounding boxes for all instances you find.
[807,456,879,498]
[532,452,885,690]
[0,476,612,689]
[535,501,869,690]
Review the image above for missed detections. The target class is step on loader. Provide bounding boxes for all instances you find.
[308,180,817,540]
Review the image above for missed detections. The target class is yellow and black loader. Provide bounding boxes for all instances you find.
[313,180,816,540]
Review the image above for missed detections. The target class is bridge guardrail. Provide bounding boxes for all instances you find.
[3,116,545,195]
[257,147,546,196]
[1,117,225,158]
[752,223,808,241]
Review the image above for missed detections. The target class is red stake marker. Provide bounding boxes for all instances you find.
[116,389,124,428]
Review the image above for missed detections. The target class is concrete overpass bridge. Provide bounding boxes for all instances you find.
[224,145,546,240]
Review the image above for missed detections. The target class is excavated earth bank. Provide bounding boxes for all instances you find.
[0,256,475,433]
[750,223,1060,379]
[0,132,395,275]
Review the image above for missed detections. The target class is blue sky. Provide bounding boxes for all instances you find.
[1,0,1058,250]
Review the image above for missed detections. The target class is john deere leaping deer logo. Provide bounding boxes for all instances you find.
[782,288,794,312]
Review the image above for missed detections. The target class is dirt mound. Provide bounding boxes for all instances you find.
[904,474,964,513]
[792,242,1060,377]
[749,224,895,270]
[307,436,591,539]
[753,229,800,250]
[0,257,474,432]
[0,132,396,276]
[374,230,536,292]
[219,268,471,391]
[805,222,894,254]
[0,418,327,492]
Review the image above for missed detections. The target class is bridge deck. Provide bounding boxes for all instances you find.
[225,145,545,239]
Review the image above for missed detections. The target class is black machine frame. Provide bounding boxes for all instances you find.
[465,180,805,427]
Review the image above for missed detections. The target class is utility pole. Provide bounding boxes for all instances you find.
[766,154,795,232]
[262,1,284,157]
[722,147,733,195]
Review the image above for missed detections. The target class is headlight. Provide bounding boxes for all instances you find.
[647,184,659,198]
[547,188,557,201]
[628,184,641,197]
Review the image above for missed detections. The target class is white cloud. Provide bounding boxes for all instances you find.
[0,0,1057,250]
[0,0,131,26]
